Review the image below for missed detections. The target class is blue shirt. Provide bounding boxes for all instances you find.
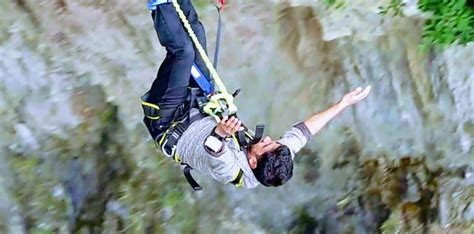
[148,0,170,10]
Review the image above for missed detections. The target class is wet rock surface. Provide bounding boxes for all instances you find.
[0,0,472,233]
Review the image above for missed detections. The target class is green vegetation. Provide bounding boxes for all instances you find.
[193,0,212,10]
[9,153,67,233]
[380,0,474,48]
[378,0,405,16]
[324,0,346,9]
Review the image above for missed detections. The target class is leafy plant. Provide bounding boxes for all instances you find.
[380,0,474,48]
[379,0,405,16]
[418,0,474,47]
[325,0,346,9]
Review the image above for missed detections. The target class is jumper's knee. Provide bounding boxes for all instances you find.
[175,43,195,63]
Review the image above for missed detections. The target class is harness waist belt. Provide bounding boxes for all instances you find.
[161,111,206,157]
[141,92,179,120]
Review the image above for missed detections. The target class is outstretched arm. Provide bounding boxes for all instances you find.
[304,86,371,135]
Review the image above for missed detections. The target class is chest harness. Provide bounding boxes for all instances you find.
[141,0,265,191]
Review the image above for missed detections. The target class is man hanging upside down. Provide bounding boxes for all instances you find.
[142,0,372,189]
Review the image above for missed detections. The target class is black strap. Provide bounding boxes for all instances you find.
[236,130,248,148]
[183,165,202,191]
[162,112,206,154]
[235,124,265,150]
[213,4,222,69]
[161,88,206,152]
[230,169,244,186]
[250,124,265,145]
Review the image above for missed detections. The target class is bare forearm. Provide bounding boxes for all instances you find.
[304,101,346,135]
[303,86,371,135]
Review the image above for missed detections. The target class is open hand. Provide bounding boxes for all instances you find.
[215,116,243,137]
[340,86,371,107]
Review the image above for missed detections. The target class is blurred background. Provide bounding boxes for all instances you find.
[0,0,473,233]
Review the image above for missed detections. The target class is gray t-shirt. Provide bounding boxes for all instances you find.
[175,110,312,189]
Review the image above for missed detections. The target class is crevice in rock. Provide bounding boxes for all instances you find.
[14,0,40,28]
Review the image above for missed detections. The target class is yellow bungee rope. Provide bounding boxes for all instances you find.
[172,0,237,120]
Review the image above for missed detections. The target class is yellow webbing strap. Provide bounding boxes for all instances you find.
[203,93,237,118]
[141,101,160,110]
[173,152,181,163]
[158,122,180,147]
[231,135,240,150]
[141,93,161,120]
[231,169,244,188]
[172,0,237,120]
[141,102,161,120]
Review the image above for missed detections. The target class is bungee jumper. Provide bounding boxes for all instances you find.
[141,0,372,190]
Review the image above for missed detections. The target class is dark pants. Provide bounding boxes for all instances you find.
[144,0,211,140]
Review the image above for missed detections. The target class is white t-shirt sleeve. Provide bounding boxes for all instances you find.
[277,122,312,159]
[204,142,242,184]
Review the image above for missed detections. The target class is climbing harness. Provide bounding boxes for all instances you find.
[142,86,258,191]
[142,88,210,191]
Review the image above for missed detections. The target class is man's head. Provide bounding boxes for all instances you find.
[247,136,294,187]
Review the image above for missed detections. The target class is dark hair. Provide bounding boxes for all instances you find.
[252,145,294,187]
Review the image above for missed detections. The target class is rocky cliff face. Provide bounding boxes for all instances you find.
[0,0,472,233]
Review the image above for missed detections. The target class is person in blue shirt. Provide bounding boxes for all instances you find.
[143,0,213,140]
